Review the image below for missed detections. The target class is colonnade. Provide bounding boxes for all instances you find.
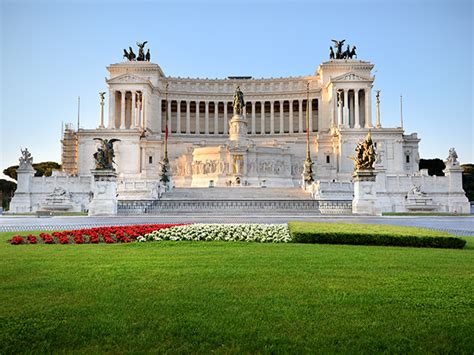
[335,88,372,129]
[107,90,146,129]
[163,99,318,135]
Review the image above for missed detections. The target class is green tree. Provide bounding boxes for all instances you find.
[3,161,61,181]
[461,164,474,201]
[0,179,17,210]
[419,159,445,176]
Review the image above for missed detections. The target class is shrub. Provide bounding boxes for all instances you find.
[288,222,466,249]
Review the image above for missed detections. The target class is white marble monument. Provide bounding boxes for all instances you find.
[8,40,470,214]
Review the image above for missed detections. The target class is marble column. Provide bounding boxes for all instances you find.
[141,91,146,130]
[204,101,209,134]
[270,101,275,134]
[214,101,219,135]
[156,96,161,132]
[137,94,142,129]
[177,100,181,133]
[261,101,265,135]
[365,88,373,128]
[186,100,191,134]
[120,91,126,129]
[251,101,256,134]
[337,91,343,126]
[205,101,209,134]
[343,89,349,127]
[289,99,294,134]
[196,101,200,134]
[167,99,172,134]
[224,102,228,134]
[298,99,303,133]
[354,89,361,128]
[108,90,116,129]
[131,91,137,128]
[279,100,284,134]
[349,91,354,128]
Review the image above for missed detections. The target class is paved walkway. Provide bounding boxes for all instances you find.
[1,215,473,236]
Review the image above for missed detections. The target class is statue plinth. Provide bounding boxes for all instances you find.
[229,113,248,142]
[88,169,118,216]
[352,169,376,182]
[352,169,380,215]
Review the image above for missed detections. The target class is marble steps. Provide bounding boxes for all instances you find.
[160,187,312,201]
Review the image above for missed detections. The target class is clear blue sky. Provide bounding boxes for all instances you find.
[1,0,473,179]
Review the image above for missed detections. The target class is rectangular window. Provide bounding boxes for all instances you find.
[326,155,330,164]
[406,155,410,163]
[149,156,153,164]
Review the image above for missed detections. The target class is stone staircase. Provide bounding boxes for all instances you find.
[161,187,312,200]
[117,187,352,215]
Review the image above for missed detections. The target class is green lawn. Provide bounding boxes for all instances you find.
[1,229,473,353]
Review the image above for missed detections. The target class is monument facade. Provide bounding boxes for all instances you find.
[9,41,470,214]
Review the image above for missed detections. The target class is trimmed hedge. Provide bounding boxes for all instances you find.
[288,222,466,249]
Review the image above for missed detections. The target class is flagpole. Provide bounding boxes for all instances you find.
[164,83,169,163]
[306,82,311,161]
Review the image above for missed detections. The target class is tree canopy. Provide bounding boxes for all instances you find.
[3,162,61,181]
[0,179,17,210]
[461,164,474,201]
[419,159,446,176]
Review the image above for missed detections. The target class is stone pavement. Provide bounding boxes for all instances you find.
[0,215,473,236]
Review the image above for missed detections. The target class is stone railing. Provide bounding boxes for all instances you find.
[117,199,352,215]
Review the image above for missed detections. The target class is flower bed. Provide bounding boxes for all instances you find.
[9,224,182,245]
[144,223,291,243]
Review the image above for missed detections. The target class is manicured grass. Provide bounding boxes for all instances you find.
[289,221,467,248]
[1,230,473,353]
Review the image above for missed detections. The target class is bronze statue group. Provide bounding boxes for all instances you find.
[123,41,150,62]
[329,39,357,60]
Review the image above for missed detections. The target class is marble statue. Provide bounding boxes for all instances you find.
[351,132,377,170]
[447,148,458,164]
[93,138,121,170]
[409,185,425,196]
[233,86,245,115]
[19,148,33,168]
[99,92,105,102]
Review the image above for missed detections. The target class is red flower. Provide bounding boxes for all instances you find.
[27,235,37,244]
[10,236,24,245]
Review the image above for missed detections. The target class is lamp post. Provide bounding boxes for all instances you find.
[302,82,314,188]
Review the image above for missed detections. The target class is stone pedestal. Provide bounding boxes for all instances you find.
[352,169,380,215]
[443,161,470,213]
[88,169,118,216]
[229,114,248,143]
[9,164,36,213]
